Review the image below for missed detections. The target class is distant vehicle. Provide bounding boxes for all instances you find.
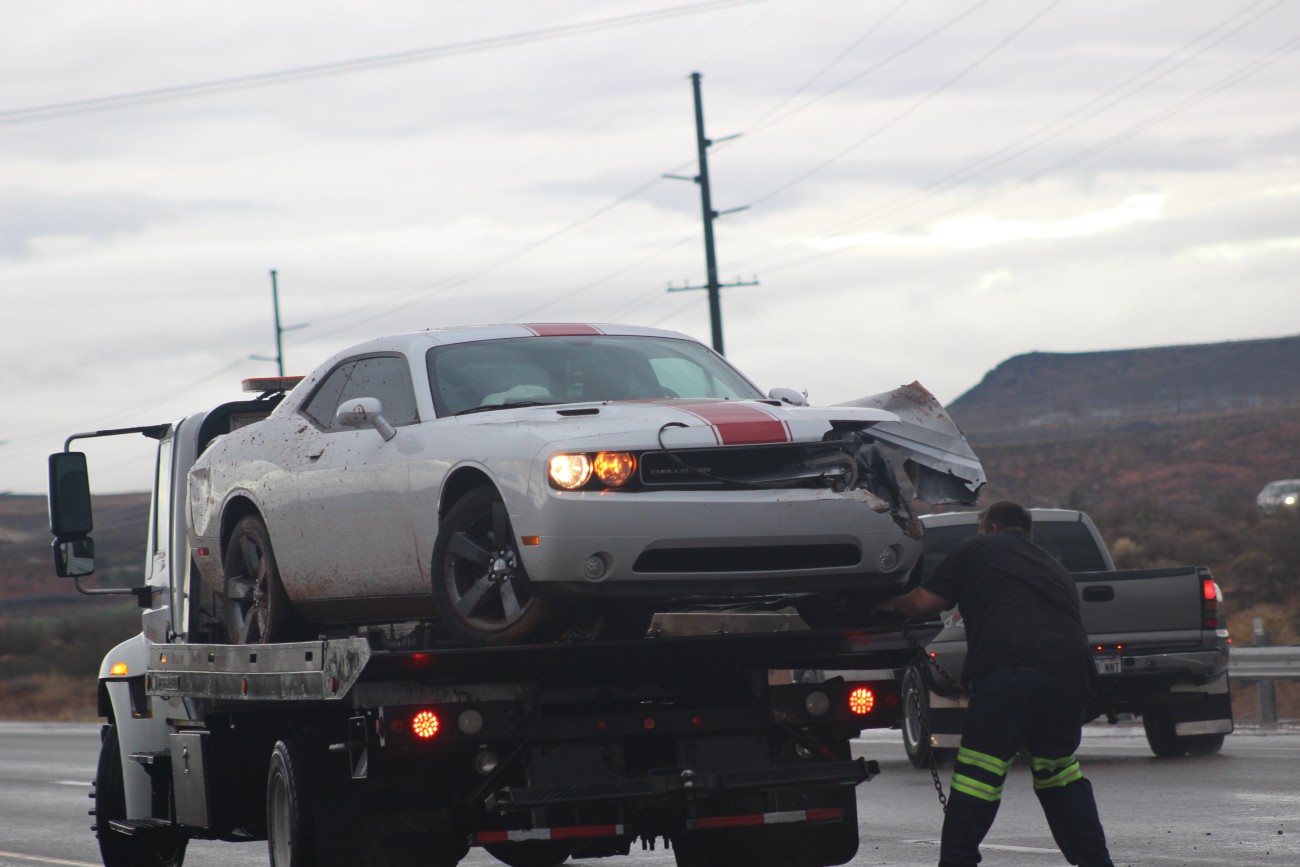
[1256,479,1300,515]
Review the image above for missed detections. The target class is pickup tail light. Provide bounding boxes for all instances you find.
[1202,577,1221,629]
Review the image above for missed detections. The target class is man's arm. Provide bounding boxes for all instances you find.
[877,586,951,621]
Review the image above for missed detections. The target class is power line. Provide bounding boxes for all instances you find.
[743,0,996,138]
[730,0,1289,273]
[759,29,1300,278]
[745,0,1066,211]
[739,0,912,134]
[0,0,772,127]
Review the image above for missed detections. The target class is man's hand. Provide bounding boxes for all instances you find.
[867,598,904,625]
[874,587,952,623]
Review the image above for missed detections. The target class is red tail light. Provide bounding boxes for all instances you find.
[411,710,440,739]
[848,687,875,715]
[1201,577,1221,629]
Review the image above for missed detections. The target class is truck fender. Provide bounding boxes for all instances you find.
[99,633,176,820]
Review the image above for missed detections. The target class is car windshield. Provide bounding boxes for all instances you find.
[426,335,764,416]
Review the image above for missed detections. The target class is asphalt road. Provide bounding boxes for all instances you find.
[1,721,1297,867]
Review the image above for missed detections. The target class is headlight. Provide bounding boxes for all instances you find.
[593,452,636,486]
[549,454,593,489]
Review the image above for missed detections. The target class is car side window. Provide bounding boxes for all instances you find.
[301,355,419,431]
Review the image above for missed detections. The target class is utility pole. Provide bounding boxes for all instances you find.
[252,270,307,375]
[270,269,285,376]
[664,72,757,355]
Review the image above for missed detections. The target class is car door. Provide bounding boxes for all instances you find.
[267,353,429,607]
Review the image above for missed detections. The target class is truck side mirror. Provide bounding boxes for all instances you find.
[53,537,96,578]
[48,451,97,577]
[49,452,94,537]
[335,397,397,442]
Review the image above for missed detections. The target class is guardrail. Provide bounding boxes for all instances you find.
[1231,620,1298,722]
[1229,646,1300,681]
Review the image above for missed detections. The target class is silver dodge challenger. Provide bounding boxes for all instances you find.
[188,323,984,646]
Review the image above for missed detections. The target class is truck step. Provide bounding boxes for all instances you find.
[109,818,175,836]
[490,758,877,812]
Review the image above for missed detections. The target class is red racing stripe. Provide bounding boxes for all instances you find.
[675,401,792,445]
[523,323,604,337]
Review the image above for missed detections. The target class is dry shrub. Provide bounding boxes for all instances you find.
[0,673,98,720]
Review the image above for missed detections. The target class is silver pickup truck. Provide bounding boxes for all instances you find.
[900,508,1233,764]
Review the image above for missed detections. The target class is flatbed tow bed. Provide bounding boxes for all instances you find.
[104,617,935,867]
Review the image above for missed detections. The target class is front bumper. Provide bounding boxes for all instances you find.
[514,486,919,598]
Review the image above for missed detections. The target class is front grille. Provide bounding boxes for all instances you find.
[638,442,847,488]
[634,544,860,574]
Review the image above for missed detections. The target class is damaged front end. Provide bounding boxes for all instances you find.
[644,382,984,538]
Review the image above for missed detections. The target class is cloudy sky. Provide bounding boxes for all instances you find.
[2,0,1297,495]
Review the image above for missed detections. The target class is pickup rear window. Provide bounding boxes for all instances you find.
[920,520,1109,584]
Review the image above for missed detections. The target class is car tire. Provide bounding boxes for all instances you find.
[221,514,306,644]
[902,665,955,769]
[433,487,559,646]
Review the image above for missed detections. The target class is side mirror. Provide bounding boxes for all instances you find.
[48,451,96,577]
[53,537,96,578]
[335,397,397,442]
[49,452,94,537]
[768,387,809,407]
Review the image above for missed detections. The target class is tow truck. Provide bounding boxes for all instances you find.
[47,377,939,867]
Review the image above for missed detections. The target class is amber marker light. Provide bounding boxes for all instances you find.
[549,454,593,489]
[110,662,129,676]
[412,710,441,739]
[593,452,636,486]
[848,687,875,716]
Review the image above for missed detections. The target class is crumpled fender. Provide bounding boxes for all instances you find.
[838,382,985,505]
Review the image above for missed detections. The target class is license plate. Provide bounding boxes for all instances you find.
[1094,652,1122,675]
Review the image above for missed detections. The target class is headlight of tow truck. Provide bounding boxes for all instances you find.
[549,452,637,489]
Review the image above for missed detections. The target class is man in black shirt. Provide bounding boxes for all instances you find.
[876,501,1114,867]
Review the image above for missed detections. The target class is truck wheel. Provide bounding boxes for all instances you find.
[222,515,305,644]
[902,665,955,770]
[1142,710,1225,757]
[93,724,188,867]
[485,840,572,867]
[267,740,316,867]
[433,487,558,646]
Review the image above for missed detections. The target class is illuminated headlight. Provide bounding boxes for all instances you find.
[550,454,593,489]
[593,452,636,486]
[1286,495,1297,506]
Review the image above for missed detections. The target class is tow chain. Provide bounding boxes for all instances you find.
[902,623,964,814]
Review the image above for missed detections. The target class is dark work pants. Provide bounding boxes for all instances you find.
[938,668,1113,867]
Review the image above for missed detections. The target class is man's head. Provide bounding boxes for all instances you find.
[978,500,1032,536]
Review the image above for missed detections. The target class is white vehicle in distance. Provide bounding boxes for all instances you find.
[1256,478,1300,515]
[188,323,985,646]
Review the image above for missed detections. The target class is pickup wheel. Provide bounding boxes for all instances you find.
[221,515,305,644]
[93,724,188,867]
[433,487,559,646]
[902,665,955,770]
[1142,710,1226,757]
